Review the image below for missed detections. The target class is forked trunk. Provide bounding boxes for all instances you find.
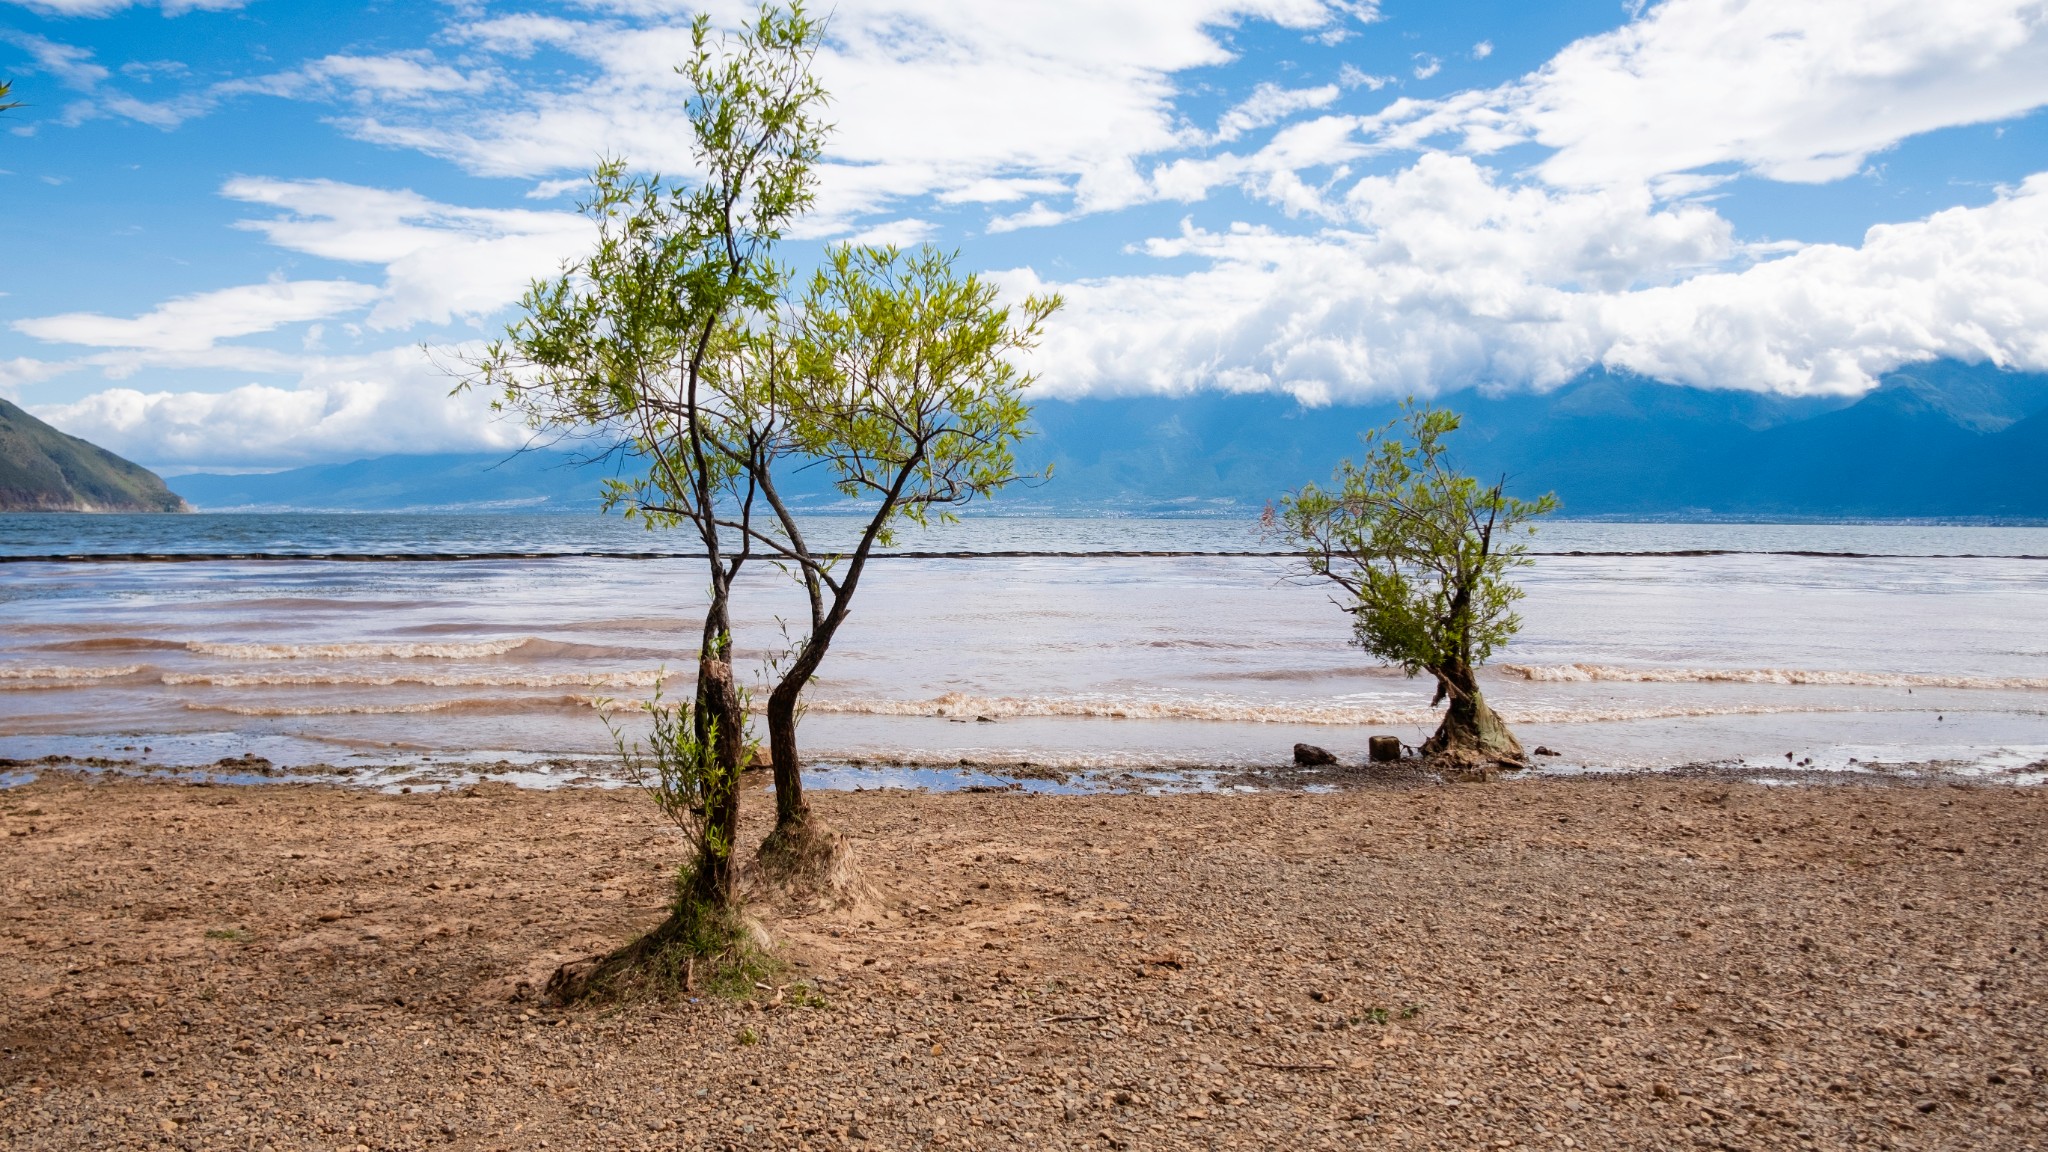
[1421,663,1526,767]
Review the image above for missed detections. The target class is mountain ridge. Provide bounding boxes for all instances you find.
[0,398,189,513]
[163,359,2048,520]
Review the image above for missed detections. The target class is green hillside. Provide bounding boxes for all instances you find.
[0,399,188,513]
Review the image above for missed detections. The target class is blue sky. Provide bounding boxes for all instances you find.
[4,0,2047,471]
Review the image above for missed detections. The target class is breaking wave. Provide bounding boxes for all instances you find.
[184,694,595,717]
[163,669,667,689]
[1500,663,2048,691]
[0,663,145,681]
[796,691,1870,726]
[186,638,534,661]
[34,638,185,653]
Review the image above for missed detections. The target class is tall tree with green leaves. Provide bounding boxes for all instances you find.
[468,4,827,922]
[741,245,1061,875]
[1274,405,1557,768]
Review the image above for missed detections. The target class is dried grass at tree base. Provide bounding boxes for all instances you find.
[750,816,871,914]
[542,880,773,1006]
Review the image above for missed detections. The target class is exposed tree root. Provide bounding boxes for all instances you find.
[751,816,868,911]
[543,883,769,1005]
[1420,692,1529,780]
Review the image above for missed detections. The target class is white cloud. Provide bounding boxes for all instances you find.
[1367,0,2048,188]
[1336,64,1392,90]
[987,201,1070,234]
[222,178,592,330]
[12,279,378,353]
[1472,40,1493,60]
[287,1,1362,231]
[842,217,937,247]
[1021,158,2048,403]
[2,0,247,15]
[1412,54,1441,80]
[1599,173,2048,391]
[1208,82,1342,144]
[28,347,524,468]
[1,31,215,127]
[0,356,70,399]
[238,53,495,104]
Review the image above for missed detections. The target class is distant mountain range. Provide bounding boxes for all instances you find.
[1,398,188,513]
[166,359,2048,519]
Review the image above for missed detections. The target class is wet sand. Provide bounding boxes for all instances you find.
[1,770,2044,1151]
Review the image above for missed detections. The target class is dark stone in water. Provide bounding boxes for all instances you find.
[1533,746,1561,757]
[1368,735,1402,763]
[1293,743,1338,767]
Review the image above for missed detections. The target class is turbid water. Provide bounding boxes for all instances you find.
[3,514,2044,790]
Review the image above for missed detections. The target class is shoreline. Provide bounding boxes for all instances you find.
[4,772,2044,1149]
[4,748,2045,798]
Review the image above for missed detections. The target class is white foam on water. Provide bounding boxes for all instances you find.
[794,691,1885,726]
[185,638,534,661]
[1500,663,2048,691]
[163,669,667,689]
[0,663,145,681]
[183,694,594,717]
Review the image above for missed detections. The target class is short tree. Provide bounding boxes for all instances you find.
[743,244,1060,876]
[469,4,827,929]
[1275,404,1556,767]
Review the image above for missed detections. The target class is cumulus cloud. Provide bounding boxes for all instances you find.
[28,347,524,468]
[1599,174,2048,391]
[12,279,378,353]
[1366,0,2048,187]
[1021,163,2048,403]
[222,178,591,330]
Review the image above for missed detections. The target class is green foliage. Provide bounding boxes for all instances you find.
[1276,403,1557,689]
[471,4,828,540]
[0,80,20,114]
[604,676,752,871]
[791,244,1062,538]
[461,2,1059,840]
[1,398,188,513]
[566,878,772,1002]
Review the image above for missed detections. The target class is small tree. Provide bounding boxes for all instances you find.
[469,4,826,930]
[1275,404,1556,768]
[549,676,754,998]
[743,244,1060,875]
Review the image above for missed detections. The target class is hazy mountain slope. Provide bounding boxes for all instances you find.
[0,398,188,513]
[164,359,2048,518]
[169,451,625,512]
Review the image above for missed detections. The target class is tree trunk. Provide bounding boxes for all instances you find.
[691,655,745,907]
[765,678,808,830]
[1421,662,1526,766]
[757,623,852,894]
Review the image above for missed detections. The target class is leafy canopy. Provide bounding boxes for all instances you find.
[792,244,1061,541]
[470,4,829,541]
[1277,404,1557,683]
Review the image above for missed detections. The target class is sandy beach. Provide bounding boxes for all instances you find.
[2,768,2044,1151]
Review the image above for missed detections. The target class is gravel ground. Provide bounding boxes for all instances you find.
[1,770,2044,1151]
